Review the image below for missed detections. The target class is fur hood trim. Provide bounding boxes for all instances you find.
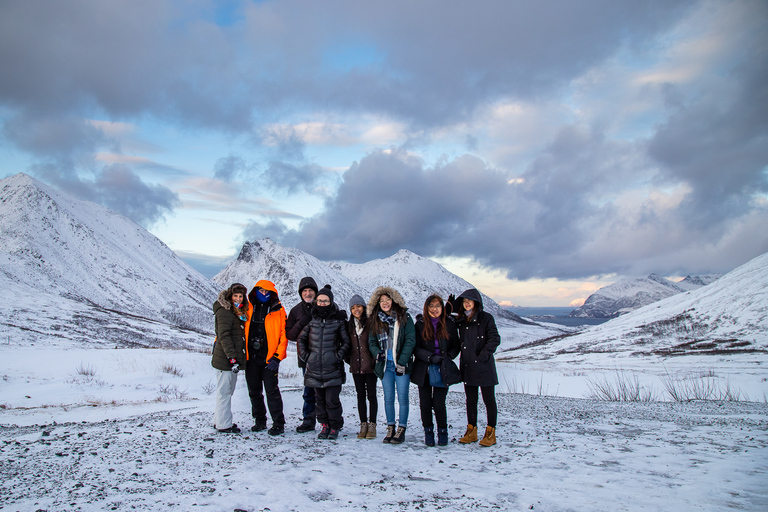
[367,286,407,316]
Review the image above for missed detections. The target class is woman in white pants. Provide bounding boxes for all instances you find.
[211,283,248,433]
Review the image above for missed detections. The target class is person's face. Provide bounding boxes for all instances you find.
[316,295,331,306]
[232,292,244,305]
[302,288,316,303]
[463,298,475,312]
[379,295,393,313]
[427,299,442,319]
[350,304,364,318]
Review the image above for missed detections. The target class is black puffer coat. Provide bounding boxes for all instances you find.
[297,303,351,388]
[411,316,460,387]
[211,288,247,371]
[457,289,500,387]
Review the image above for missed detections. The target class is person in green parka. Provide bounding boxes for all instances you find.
[367,286,415,445]
[211,283,248,433]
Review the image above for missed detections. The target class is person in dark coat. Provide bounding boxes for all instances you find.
[347,294,378,439]
[456,288,500,447]
[411,294,460,446]
[211,283,248,433]
[286,276,319,433]
[367,286,416,445]
[297,285,351,440]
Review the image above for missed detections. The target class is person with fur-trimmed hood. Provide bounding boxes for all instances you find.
[244,280,288,436]
[286,276,319,433]
[367,286,416,444]
[456,288,500,447]
[211,283,249,433]
[297,285,351,440]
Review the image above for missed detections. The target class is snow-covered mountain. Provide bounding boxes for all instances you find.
[569,273,717,318]
[509,251,768,361]
[212,239,367,311]
[215,240,533,324]
[0,173,218,348]
[329,249,530,323]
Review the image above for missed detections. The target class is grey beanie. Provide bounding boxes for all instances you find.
[348,294,366,309]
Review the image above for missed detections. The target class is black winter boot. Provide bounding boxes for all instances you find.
[382,425,395,443]
[267,424,285,436]
[327,428,339,440]
[296,419,316,433]
[390,426,407,445]
[251,420,267,432]
[317,424,330,440]
[424,426,435,446]
[437,428,448,446]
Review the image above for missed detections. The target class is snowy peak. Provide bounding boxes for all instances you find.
[520,251,768,359]
[217,239,529,323]
[0,173,218,348]
[570,272,718,318]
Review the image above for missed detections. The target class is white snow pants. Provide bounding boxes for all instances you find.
[213,369,239,429]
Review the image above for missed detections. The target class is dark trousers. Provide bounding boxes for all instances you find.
[301,367,316,424]
[352,373,378,423]
[464,384,497,428]
[314,385,343,429]
[418,385,449,429]
[245,359,285,426]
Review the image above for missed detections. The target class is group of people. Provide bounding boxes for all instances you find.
[211,276,500,447]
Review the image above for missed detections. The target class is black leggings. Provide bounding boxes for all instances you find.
[418,385,449,429]
[352,373,378,423]
[464,384,497,428]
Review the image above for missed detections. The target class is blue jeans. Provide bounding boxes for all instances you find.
[381,360,410,427]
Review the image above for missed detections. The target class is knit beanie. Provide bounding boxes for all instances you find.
[348,294,366,309]
[317,284,334,304]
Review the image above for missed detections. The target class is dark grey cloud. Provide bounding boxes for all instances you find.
[267,139,766,280]
[260,161,338,196]
[0,0,695,131]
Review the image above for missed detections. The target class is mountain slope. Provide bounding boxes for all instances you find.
[212,238,367,311]
[329,249,531,323]
[509,251,768,361]
[569,273,715,318]
[0,173,218,348]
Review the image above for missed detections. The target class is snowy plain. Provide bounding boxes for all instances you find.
[1,343,766,512]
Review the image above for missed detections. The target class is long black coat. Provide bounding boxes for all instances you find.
[348,317,374,374]
[457,291,500,387]
[411,316,460,387]
[297,304,351,388]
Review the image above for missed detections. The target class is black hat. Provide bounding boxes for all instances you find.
[317,284,334,304]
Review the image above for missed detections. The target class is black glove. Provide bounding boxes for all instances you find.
[376,351,386,362]
[266,356,280,372]
[228,358,240,374]
[429,354,444,364]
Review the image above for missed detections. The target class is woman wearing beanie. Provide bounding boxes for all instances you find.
[456,288,500,447]
[211,283,249,433]
[347,294,378,439]
[367,286,416,444]
[411,294,460,446]
[297,285,351,440]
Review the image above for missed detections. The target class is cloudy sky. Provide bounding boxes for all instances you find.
[1,0,766,307]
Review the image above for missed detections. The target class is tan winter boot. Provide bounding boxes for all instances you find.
[357,422,369,439]
[366,422,377,439]
[459,424,478,444]
[479,426,496,447]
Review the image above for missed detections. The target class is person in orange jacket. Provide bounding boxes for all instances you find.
[244,280,288,435]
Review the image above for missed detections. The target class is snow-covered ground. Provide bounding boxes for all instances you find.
[1,346,766,511]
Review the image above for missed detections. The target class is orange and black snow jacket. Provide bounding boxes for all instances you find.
[244,280,288,364]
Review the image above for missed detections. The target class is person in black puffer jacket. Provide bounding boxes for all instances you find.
[286,276,319,433]
[297,285,351,440]
[456,288,500,447]
[211,283,248,433]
